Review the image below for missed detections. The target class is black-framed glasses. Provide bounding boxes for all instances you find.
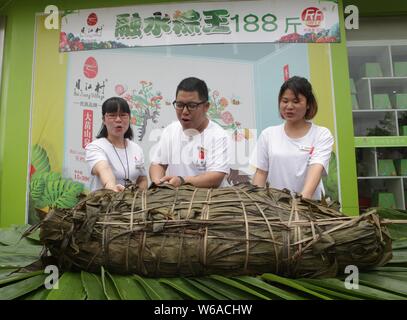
[172,100,207,112]
[105,112,130,120]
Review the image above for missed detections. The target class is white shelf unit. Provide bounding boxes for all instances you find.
[348,41,407,210]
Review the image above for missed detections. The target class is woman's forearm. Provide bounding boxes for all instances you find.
[301,164,324,199]
[252,168,268,187]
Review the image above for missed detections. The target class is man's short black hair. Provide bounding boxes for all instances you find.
[176,77,209,102]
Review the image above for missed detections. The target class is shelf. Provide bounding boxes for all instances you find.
[358,176,407,179]
[353,111,397,136]
[355,136,407,147]
[348,41,407,210]
[353,109,399,112]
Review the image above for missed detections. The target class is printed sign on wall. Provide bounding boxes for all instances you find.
[60,0,340,52]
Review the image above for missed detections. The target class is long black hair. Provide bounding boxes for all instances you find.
[96,97,134,139]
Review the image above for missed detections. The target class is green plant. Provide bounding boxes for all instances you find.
[366,113,394,136]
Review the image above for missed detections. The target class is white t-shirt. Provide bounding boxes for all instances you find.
[250,123,334,200]
[85,138,146,191]
[151,120,230,186]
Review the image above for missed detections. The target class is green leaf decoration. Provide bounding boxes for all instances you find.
[30,172,84,209]
[31,144,51,175]
[30,176,47,208]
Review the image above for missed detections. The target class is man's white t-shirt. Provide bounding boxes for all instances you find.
[250,123,334,200]
[85,138,146,191]
[151,120,230,186]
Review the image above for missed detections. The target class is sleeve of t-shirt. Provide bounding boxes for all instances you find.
[309,128,334,176]
[150,127,169,165]
[85,141,108,175]
[249,130,269,172]
[136,145,147,177]
[206,134,230,174]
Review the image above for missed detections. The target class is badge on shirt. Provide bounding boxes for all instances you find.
[134,156,145,170]
[195,146,207,171]
[299,145,314,155]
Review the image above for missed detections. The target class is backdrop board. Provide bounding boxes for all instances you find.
[27,3,341,224]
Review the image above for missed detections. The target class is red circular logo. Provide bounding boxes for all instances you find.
[301,7,324,28]
[83,57,98,79]
[87,13,98,26]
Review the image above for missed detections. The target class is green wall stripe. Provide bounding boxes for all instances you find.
[330,0,359,216]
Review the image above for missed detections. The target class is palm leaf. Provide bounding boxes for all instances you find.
[101,267,120,300]
[132,275,183,300]
[0,270,43,286]
[159,278,213,300]
[0,274,47,300]
[233,276,307,300]
[192,277,259,300]
[109,274,149,300]
[46,272,86,300]
[81,271,107,300]
[182,278,228,300]
[302,278,407,300]
[209,275,271,300]
[22,287,50,300]
[261,273,333,300]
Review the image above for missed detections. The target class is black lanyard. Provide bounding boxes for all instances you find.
[111,142,130,185]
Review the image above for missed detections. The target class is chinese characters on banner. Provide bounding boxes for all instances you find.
[60,0,340,52]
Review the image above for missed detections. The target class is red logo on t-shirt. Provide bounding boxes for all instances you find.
[198,147,205,160]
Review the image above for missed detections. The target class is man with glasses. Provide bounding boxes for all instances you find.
[150,77,230,188]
